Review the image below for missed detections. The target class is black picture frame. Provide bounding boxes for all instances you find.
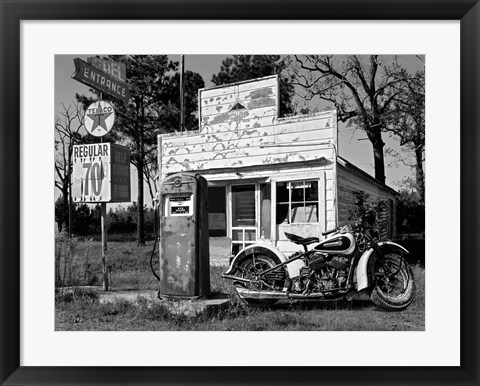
[1,1,479,385]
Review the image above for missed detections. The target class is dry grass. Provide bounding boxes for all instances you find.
[56,238,159,290]
[55,240,425,331]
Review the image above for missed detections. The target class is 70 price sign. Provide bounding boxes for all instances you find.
[72,143,130,203]
[81,161,106,197]
[72,143,112,202]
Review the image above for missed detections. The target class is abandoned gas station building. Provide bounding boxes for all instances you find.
[158,75,398,265]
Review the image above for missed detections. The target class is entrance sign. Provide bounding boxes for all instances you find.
[72,143,131,203]
[72,58,131,102]
[87,57,127,82]
[85,100,115,137]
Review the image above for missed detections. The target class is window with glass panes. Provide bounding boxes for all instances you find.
[276,180,319,224]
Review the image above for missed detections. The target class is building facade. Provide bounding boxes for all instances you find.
[158,75,397,264]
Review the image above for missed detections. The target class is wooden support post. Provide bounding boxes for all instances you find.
[270,181,277,245]
[101,202,109,291]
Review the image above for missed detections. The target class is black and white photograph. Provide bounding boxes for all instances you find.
[54,54,425,331]
[4,2,480,382]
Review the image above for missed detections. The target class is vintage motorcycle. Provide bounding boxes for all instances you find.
[222,212,415,311]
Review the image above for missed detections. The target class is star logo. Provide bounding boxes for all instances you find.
[87,106,112,133]
[85,101,115,137]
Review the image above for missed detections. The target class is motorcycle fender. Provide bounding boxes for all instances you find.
[356,241,409,291]
[225,243,303,278]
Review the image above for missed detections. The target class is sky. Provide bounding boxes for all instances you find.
[54,54,423,207]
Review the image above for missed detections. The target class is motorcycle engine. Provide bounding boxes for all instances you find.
[308,252,350,270]
[328,256,350,270]
[307,252,328,270]
[294,254,351,294]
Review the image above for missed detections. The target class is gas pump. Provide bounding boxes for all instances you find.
[158,172,210,298]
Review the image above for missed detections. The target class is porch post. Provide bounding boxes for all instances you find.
[270,181,277,246]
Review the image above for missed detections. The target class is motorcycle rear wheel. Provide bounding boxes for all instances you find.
[370,253,415,311]
[236,255,284,307]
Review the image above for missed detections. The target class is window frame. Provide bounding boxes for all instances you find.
[276,179,320,224]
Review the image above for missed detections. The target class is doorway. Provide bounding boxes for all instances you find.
[231,184,256,255]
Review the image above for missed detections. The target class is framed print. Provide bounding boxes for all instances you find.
[1,0,479,385]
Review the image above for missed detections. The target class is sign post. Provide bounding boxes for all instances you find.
[101,203,108,290]
[71,57,131,291]
[72,143,131,290]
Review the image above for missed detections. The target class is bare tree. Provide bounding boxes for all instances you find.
[143,152,158,204]
[292,55,411,184]
[54,102,85,235]
[384,69,425,201]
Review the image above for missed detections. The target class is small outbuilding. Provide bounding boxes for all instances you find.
[158,75,397,265]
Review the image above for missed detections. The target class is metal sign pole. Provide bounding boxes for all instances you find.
[180,55,185,132]
[98,90,109,291]
[101,201,109,290]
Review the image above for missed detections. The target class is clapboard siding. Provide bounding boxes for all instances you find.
[201,76,278,100]
[163,148,334,175]
[196,161,333,183]
[162,125,333,155]
[160,113,336,176]
[202,106,276,123]
[163,114,333,141]
[336,160,397,238]
[201,103,275,118]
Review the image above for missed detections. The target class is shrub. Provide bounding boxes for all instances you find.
[396,189,425,235]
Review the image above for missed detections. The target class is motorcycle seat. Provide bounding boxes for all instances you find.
[284,232,319,246]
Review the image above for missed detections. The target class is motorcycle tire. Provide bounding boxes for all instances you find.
[370,253,415,311]
[236,255,283,307]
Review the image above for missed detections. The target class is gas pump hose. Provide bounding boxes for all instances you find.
[150,207,160,282]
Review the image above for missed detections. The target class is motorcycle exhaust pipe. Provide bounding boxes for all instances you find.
[235,286,288,299]
[287,293,329,299]
[235,286,337,300]
[235,286,336,299]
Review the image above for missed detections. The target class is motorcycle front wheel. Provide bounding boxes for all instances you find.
[370,253,415,311]
[235,255,284,307]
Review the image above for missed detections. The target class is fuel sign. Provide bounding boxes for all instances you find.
[166,195,193,216]
[85,101,115,137]
[72,143,131,203]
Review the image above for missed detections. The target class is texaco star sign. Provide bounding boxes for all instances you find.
[85,100,115,137]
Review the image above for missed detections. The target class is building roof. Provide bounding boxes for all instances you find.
[336,156,398,196]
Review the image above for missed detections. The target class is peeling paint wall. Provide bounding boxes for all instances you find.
[200,76,278,131]
[159,75,337,177]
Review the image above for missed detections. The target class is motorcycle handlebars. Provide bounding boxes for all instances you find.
[322,228,338,236]
[322,221,364,237]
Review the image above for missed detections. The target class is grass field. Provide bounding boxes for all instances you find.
[55,239,425,331]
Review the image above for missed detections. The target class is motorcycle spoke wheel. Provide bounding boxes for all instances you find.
[370,253,415,311]
[238,256,278,288]
[375,261,408,298]
[236,255,284,307]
